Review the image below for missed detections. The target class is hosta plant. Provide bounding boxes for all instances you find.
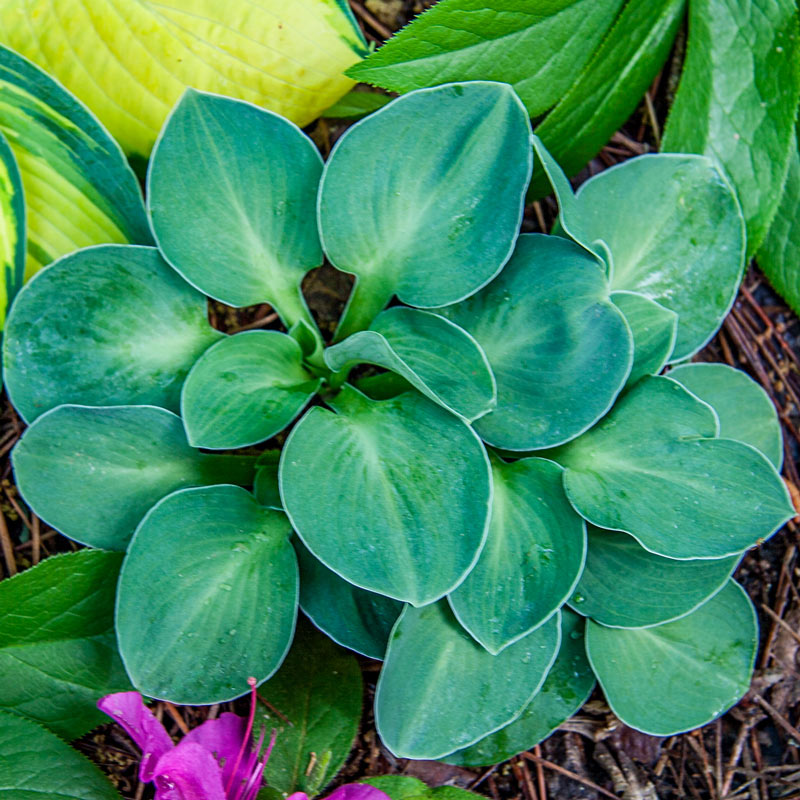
[4,80,794,763]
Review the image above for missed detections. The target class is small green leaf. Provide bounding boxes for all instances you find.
[256,618,362,796]
[117,485,298,704]
[254,451,283,511]
[0,551,131,740]
[571,527,739,628]
[375,602,560,759]
[280,386,491,606]
[322,90,393,119]
[0,131,24,328]
[12,405,256,550]
[361,776,482,800]
[449,457,586,654]
[586,581,758,735]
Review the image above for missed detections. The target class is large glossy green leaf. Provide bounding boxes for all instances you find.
[347,0,625,117]
[280,386,491,606]
[318,82,532,339]
[571,527,739,628]
[449,457,585,654]
[662,0,800,255]
[668,363,783,470]
[12,405,256,551]
[182,331,321,450]
[0,710,122,800]
[549,375,794,559]
[439,234,631,450]
[117,485,297,704]
[445,610,594,766]
[4,245,223,423]
[586,581,758,735]
[0,551,131,740]
[0,131,24,328]
[255,618,362,796]
[376,602,560,759]
[324,307,496,422]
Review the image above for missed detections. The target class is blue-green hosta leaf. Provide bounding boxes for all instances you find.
[439,234,632,450]
[0,131,24,328]
[571,527,739,628]
[586,580,758,735]
[445,610,594,766]
[376,603,560,759]
[548,375,794,559]
[182,331,321,450]
[449,457,586,654]
[318,82,532,338]
[117,485,298,704]
[149,90,323,334]
[12,405,256,551]
[281,386,491,606]
[3,245,223,423]
[668,363,783,470]
[325,307,496,422]
[0,551,131,740]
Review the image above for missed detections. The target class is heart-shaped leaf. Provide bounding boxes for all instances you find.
[571,527,739,628]
[0,131,24,328]
[317,82,532,339]
[12,405,256,550]
[324,307,496,422]
[0,550,131,740]
[549,375,794,559]
[4,245,223,423]
[375,602,560,759]
[117,485,298,704]
[586,580,758,735]
[445,610,595,766]
[280,385,491,606]
[439,234,632,450]
[449,457,586,654]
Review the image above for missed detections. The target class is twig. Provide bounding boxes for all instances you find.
[761,603,800,647]
[0,509,15,576]
[532,745,547,800]
[753,694,800,743]
[164,702,190,735]
[349,1,393,39]
[521,752,619,799]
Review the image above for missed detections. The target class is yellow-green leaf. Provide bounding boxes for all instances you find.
[0,131,24,326]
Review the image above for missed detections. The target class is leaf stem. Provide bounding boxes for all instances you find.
[333,275,394,343]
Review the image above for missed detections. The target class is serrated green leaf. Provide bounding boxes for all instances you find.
[322,90,393,119]
[0,131,24,328]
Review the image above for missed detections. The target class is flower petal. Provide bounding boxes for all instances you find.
[153,741,227,800]
[326,786,394,800]
[182,712,249,788]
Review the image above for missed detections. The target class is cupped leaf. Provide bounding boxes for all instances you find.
[117,485,298,704]
[255,618,362,796]
[586,580,758,735]
[549,375,794,559]
[571,527,739,628]
[449,457,586,654]
[445,609,595,766]
[12,405,256,551]
[4,245,223,423]
[375,602,560,759]
[280,386,491,606]
[668,362,784,470]
[439,234,632,450]
[295,538,402,660]
[182,331,321,450]
[0,131,24,328]
[149,90,324,331]
[0,710,122,800]
[318,82,532,338]
[324,307,496,422]
[0,550,131,740]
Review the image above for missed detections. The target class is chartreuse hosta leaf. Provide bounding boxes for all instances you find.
[0,550,131,740]
[449,457,586,654]
[318,82,532,339]
[0,44,151,277]
[117,485,298,704]
[586,581,758,735]
[324,307,496,422]
[182,331,321,450]
[571,527,739,628]
[12,405,256,551]
[3,245,223,423]
[668,363,784,470]
[375,602,560,759]
[0,0,366,158]
[0,131,24,328]
[439,234,632,450]
[280,385,491,606]
[295,538,402,660]
[445,610,595,766]
[548,375,794,559]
